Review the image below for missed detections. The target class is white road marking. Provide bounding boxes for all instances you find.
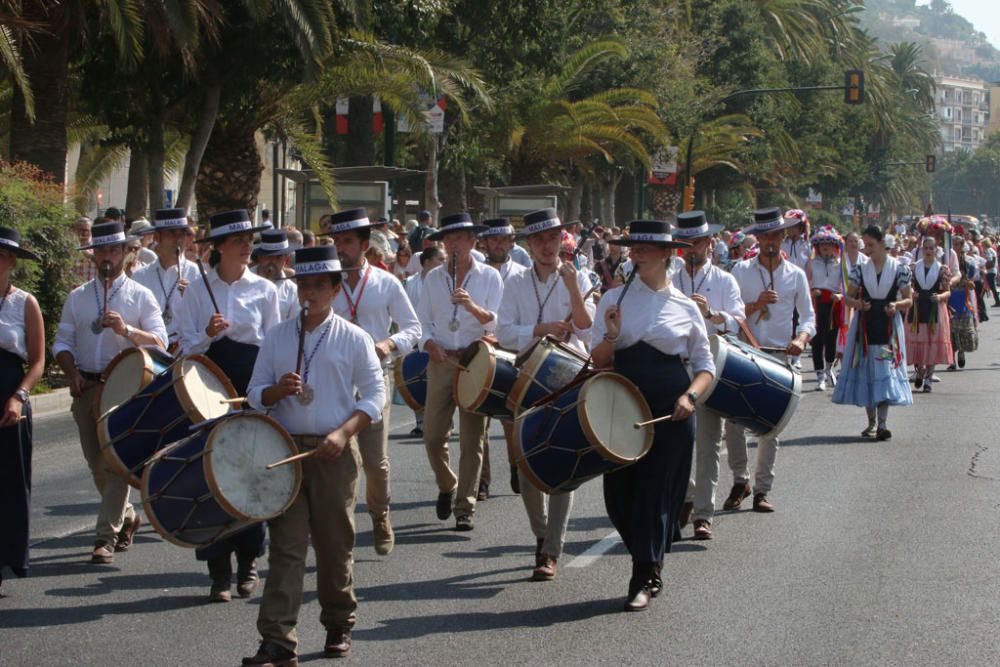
[567,531,622,568]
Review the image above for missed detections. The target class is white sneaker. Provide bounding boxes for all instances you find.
[792,357,803,370]
[815,371,826,391]
[826,368,837,388]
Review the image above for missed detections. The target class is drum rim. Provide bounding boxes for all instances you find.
[508,339,549,412]
[701,335,731,407]
[203,412,303,523]
[762,367,801,438]
[175,354,239,422]
[140,436,205,549]
[94,347,158,425]
[453,340,497,413]
[579,372,653,464]
[393,351,428,411]
[511,408,558,494]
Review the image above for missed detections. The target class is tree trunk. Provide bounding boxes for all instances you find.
[125,149,149,219]
[178,82,221,210]
[10,24,69,183]
[566,175,584,222]
[424,137,441,220]
[580,181,593,223]
[73,141,96,215]
[147,109,166,211]
[196,123,263,216]
[346,96,375,166]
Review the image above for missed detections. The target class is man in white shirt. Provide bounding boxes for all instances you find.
[729,208,816,513]
[479,218,528,499]
[325,208,422,555]
[670,212,746,541]
[497,208,594,580]
[131,208,200,351]
[417,213,503,530]
[252,229,301,321]
[53,221,167,565]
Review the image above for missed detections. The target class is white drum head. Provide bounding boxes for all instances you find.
[580,373,652,461]
[100,349,150,418]
[207,415,299,520]
[179,357,234,421]
[456,342,493,409]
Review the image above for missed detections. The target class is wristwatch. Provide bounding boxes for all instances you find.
[686,390,700,403]
[705,307,715,319]
[14,388,29,403]
[123,324,133,339]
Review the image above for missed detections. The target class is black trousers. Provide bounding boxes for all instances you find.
[0,349,30,578]
[812,301,838,371]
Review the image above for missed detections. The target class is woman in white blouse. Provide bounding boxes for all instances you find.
[592,219,715,612]
[0,226,45,594]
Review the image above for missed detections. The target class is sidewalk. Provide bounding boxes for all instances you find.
[30,387,72,418]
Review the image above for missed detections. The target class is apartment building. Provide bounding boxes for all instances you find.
[935,75,991,153]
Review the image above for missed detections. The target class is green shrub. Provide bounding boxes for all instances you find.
[0,162,77,363]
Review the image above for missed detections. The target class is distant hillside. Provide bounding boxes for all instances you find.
[860,0,1000,80]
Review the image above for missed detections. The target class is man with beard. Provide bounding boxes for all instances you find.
[253,229,301,321]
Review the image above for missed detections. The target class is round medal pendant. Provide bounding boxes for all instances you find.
[163,311,173,325]
[91,318,104,335]
[448,318,460,332]
[760,306,771,321]
[298,384,315,406]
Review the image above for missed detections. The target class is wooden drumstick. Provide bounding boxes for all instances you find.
[295,300,310,376]
[219,397,247,404]
[616,268,637,308]
[634,414,673,429]
[195,256,222,314]
[266,449,316,470]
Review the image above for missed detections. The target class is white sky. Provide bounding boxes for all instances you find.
[938,0,1000,49]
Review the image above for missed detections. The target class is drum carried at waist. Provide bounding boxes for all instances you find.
[513,372,653,494]
[393,351,429,411]
[93,346,175,421]
[141,412,301,548]
[453,339,518,419]
[98,354,237,487]
[699,334,801,437]
[508,335,590,414]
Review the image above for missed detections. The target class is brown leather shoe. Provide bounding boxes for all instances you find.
[477,479,489,501]
[722,482,752,510]
[693,519,713,540]
[372,511,394,556]
[237,560,259,598]
[91,541,114,565]
[324,628,351,658]
[532,554,557,581]
[678,501,694,528]
[624,580,651,612]
[209,580,232,603]
[115,515,141,552]
[752,492,775,513]
[242,640,298,666]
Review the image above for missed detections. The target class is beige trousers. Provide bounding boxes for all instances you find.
[422,357,487,517]
[257,438,361,652]
[357,371,391,516]
[72,384,135,545]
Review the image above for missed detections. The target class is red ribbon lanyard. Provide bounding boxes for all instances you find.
[343,266,372,323]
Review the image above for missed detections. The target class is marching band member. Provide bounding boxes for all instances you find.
[131,208,200,351]
[243,245,384,664]
[53,221,166,565]
[592,219,713,611]
[403,245,446,437]
[253,228,301,321]
[177,208,279,602]
[808,226,844,391]
[498,209,594,580]
[326,208,422,556]
[0,227,44,594]
[481,217,528,499]
[416,213,503,531]
[906,236,952,392]
[670,212,745,542]
[730,208,815,513]
[833,225,913,439]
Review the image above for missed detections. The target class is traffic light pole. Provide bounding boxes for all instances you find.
[681,79,861,212]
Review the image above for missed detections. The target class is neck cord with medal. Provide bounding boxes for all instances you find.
[92,268,125,334]
[448,253,473,332]
[685,261,709,297]
[530,262,562,325]
[155,255,182,324]
[296,309,331,406]
[754,256,775,324]
[343,264,372,324]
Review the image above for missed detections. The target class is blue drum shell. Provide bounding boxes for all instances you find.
[142,432,246,548]
[395,351,429,410]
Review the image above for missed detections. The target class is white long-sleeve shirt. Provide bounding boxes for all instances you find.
[332,261,421,365]
[131,258,200,341]
[53,273,167,373]
[670,261,745,336]
[177,266,281,354]
[417,258,503,351]
[809,256,843,293]
[593,280,715,376]
[247,311,385,435]
[731,256,817,349]
[497,264,594,353]
[251,267,301,321]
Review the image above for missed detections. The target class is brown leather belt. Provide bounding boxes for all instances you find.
[291,434,326,449]
[79,370,103,382]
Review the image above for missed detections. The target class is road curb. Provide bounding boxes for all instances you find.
[30,387,73,417]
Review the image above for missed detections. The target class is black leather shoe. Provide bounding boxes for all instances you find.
[624,581,651,612]
[324,628,351,658]
[648,562,663,598]
[242,641,298,666]
[435,491,454,520]
[510,464,520,494]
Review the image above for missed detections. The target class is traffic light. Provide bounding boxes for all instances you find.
[844,69,865,105]
[925,154,936,173]
[683,178,695,212]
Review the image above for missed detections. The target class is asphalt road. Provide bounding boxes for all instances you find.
[3,321,1000,666]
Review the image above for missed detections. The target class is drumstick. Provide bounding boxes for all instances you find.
[219,397,247,404]
[563,285,599,322]
[266,448,316,470]
[634,414,673,429]
[295,300,310,376]
[101,261,111,317]
[616,268,637,308]
[195,256,222,314]
[444,356,469,373]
